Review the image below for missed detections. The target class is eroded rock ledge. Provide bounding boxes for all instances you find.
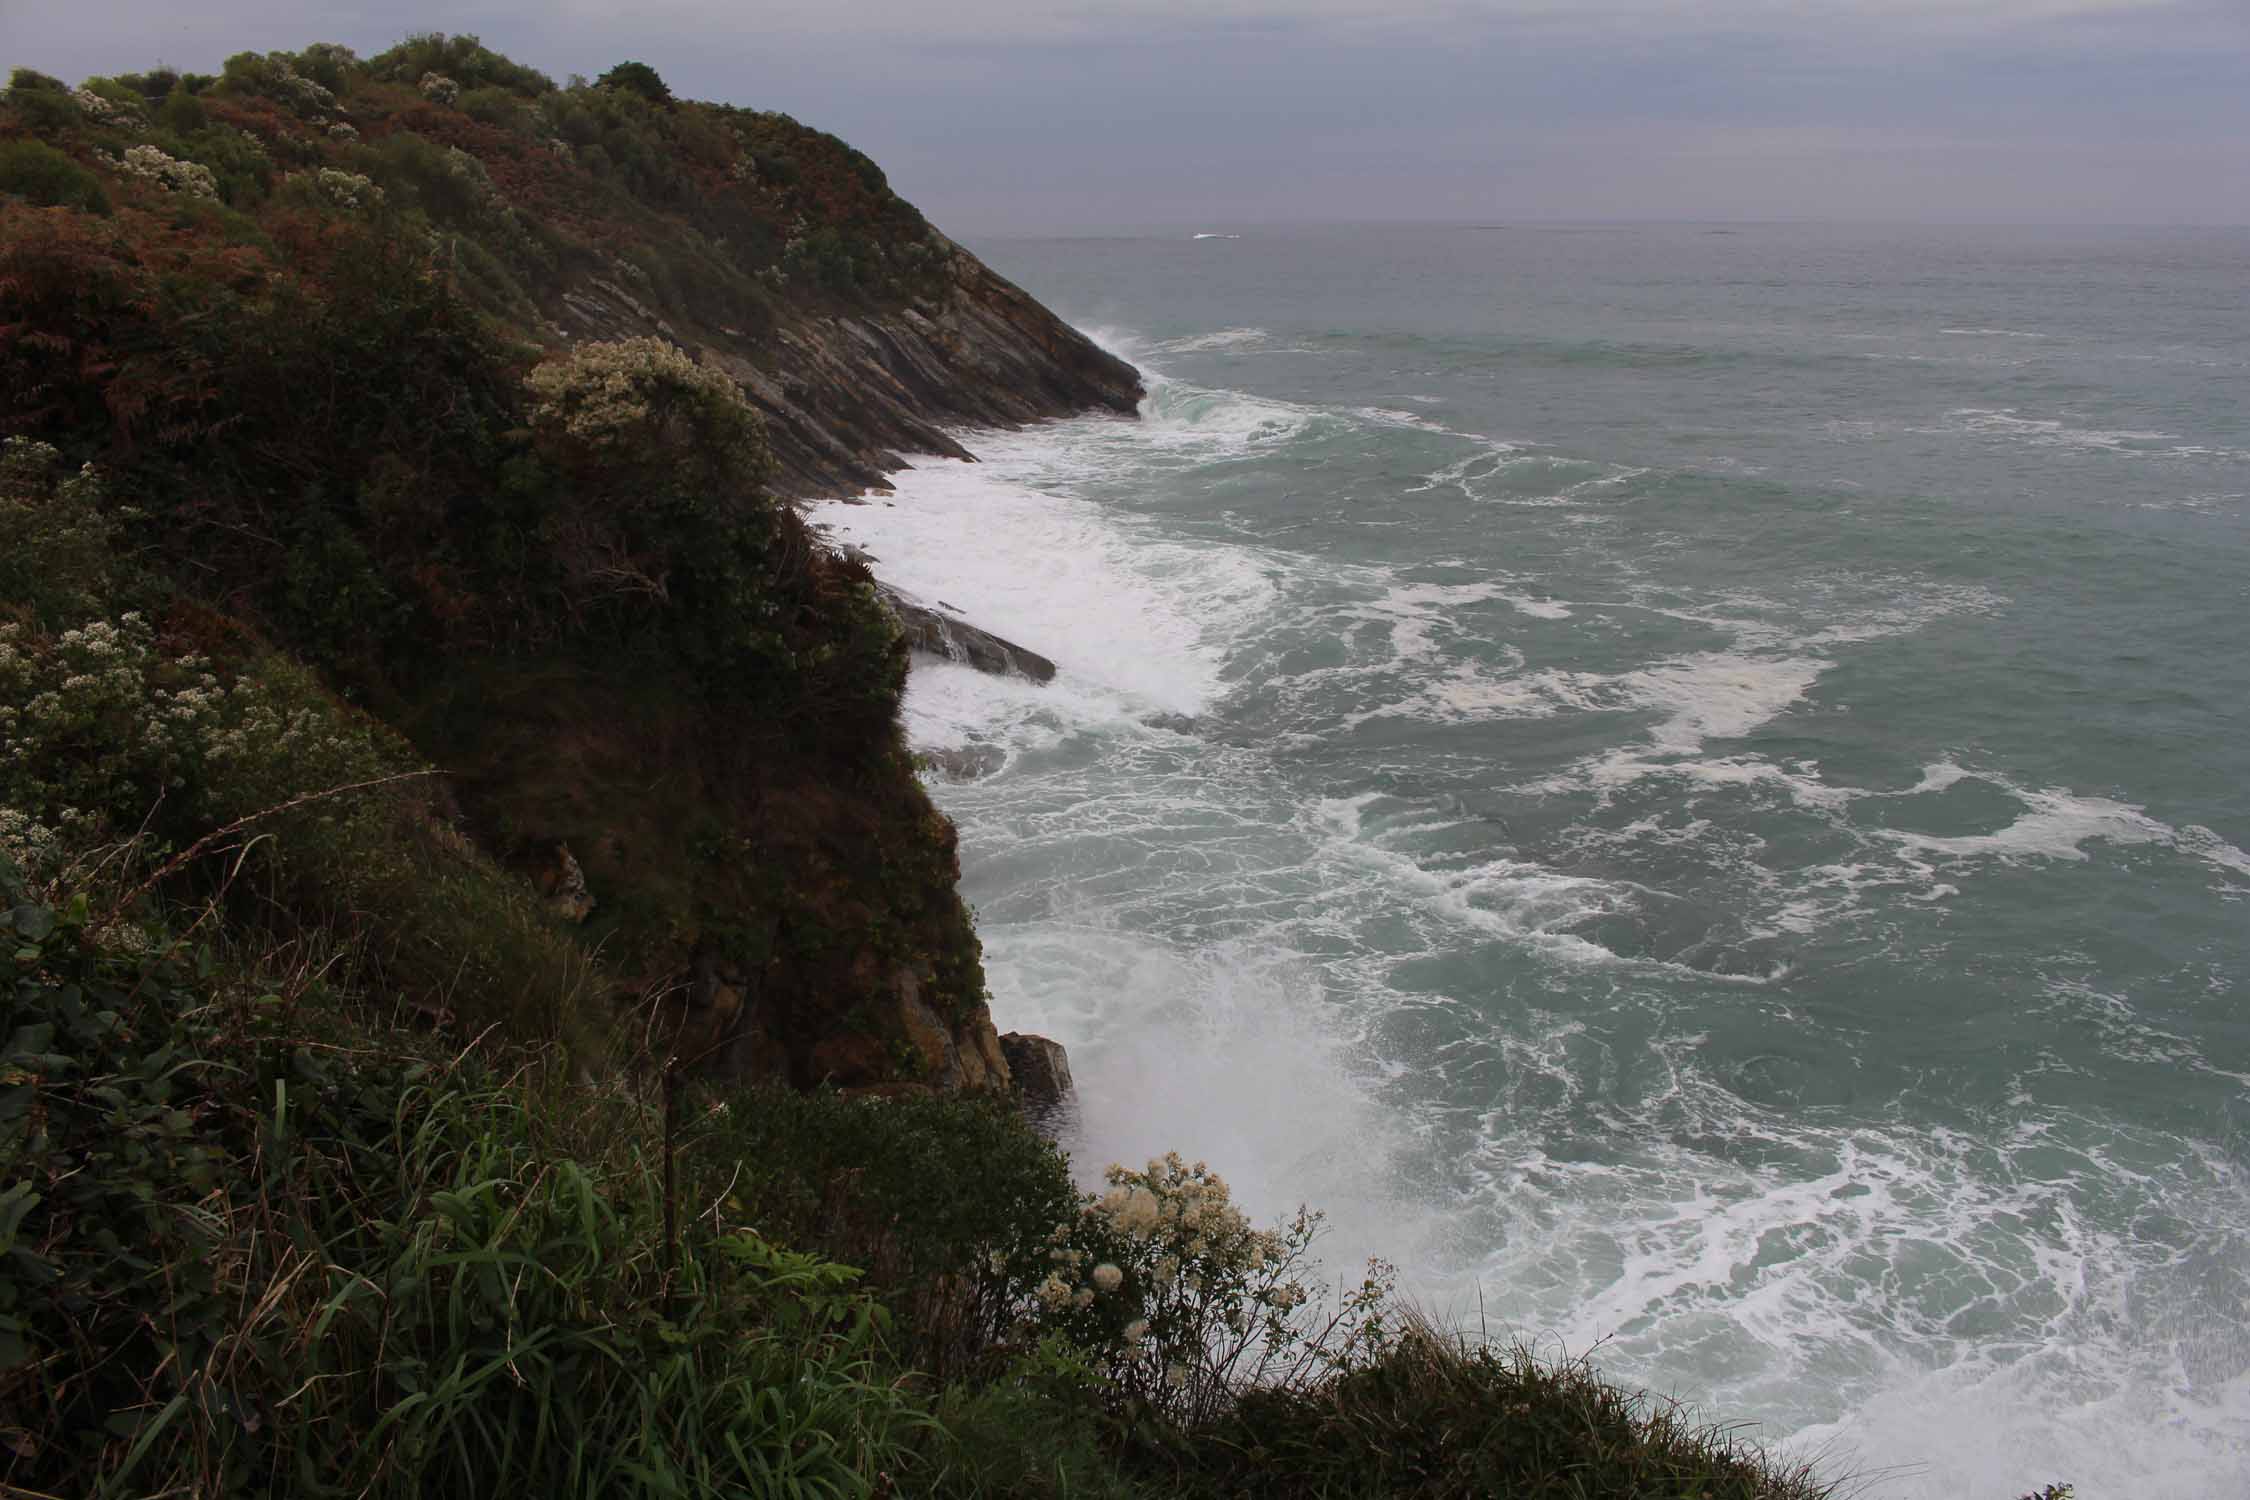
[559,234,1143,499]
[880,585,1056,682]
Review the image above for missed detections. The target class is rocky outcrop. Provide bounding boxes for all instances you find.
[922,744,1006,782]
[535,844,594,925]
[879,586,1056,682]
[999,1032,1076,1134]
[557,235,1143,499]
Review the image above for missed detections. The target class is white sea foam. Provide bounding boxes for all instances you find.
[1449,1068,2250,1500]
[982,923,1421,1268]
[1360,651,1830,768]
[1337,578,1572,668]
[1155,325,1267,352]
[1878,777,2250,880]
[1313,795,1623,963]
[1947,408,2180,452]
[1939,327,2054,339]
[808,454,1277,725]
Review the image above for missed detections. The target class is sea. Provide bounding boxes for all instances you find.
[807,222,2250,1498]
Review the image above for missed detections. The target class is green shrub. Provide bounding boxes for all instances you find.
[215,50,342,116]
[109,68,182,102]
[142,120,273,203]
[154,84,208,134]
[688,1085,1081,1375]
[0,139,108,212]
[0,438,117,620]
[0,867,931,1497]
[458,84,534,133]
[921,1341,1149,1498]
[1183,1319,1833,1500]
[290,41,363,95]
[0,589,600,1054]
[3,68,76,133]
[368,33,554,96]
[597,61,672,105]
[519,335,849,686]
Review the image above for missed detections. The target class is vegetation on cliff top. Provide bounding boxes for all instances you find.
[0,35,988,1090]
[0,34,2060,1499]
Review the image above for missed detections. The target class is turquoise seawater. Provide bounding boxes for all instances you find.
[809,223,2250,1497]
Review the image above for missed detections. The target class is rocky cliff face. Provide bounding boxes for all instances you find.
[537,223,1133,1105]
[555,234,1142,498]
[543,243,1130,1099]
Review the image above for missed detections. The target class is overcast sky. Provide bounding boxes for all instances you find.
[9,1,2248,232]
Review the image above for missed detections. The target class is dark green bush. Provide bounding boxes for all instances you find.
[1179,1324,1832,1500]
[216,50,336,115]
[289,41,362,94]
[458,84,534,133]
[110,68,181,102]
[690,1085,1081,1374]
[4,67,76,132]
[155,84,209,134]
[597,61,672,105]
[368,33,553,96]
[0,139,107,212]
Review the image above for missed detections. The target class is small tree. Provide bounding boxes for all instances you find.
[595,60,671,105]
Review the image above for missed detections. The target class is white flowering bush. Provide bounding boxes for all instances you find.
[0,613,220,823]
[443,145,497,198]
[70,87,141,128]
[314,167,383,211]
[526,337,754,456]
[112,143,219,199]
[1024,1152,1397,1425]
[276,67,336,115]
[0,806,67,883]
[419,72,460,106]
[0,606,413,874]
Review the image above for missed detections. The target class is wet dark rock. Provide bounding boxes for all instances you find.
[999,1032,1076,1134]
[922,744,1006,782]
[881,586,1056,682]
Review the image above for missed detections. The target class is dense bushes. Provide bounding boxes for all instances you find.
[0,138,108,211]
[1188,1325,1834,1500]
[687,1084,1082,1376]
[0,868,927,1497]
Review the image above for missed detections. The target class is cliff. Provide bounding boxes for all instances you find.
[0,37,1138,1095]
[0,41,1882,1500]
[564,228,1142,497]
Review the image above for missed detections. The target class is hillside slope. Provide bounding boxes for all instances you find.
[0,35,1137,1092]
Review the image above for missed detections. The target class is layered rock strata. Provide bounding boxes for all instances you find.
[559,235,1143,499]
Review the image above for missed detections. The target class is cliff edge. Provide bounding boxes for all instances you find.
[0,37,1137,1095]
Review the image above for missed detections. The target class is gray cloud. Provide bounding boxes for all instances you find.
[10,1,2247,230]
